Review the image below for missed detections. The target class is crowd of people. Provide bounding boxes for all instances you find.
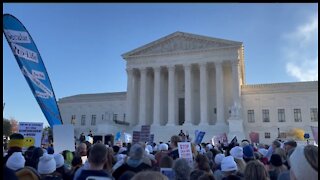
[3,131,318,180]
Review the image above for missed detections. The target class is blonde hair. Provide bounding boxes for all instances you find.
[132,170,168,180]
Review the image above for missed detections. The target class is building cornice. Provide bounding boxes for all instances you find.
[58,92,127,103]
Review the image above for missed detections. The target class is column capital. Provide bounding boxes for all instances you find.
[139,67,147,72]
[153,66,161,72]
[167,65,175,71]
[183,63,192,70]
[215,61,223,66]
[199,62,207,68]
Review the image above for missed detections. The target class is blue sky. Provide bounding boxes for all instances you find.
[3,3,318,127]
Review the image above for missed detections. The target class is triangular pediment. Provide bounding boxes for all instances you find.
[122,31,242,58]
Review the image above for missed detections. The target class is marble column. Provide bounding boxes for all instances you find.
[199,62,208,125]
[184,64,192,125]
[153,66,161,125]
[231,60,240,105]
[139,67,147,125]
[126,68,134,125]
[167,65,176,125]
[215,62,225,125]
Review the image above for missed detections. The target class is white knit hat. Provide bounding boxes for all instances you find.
[6,152,25,171]
[206,144,213,150]
[54,153,64,168]
[230,146,243,160]
[221,156,238,172]
[159,143,169,151]
[146,145,153,153]
[38,153,56,174]
[214,153,225,165]
[258,148,268,158]
[289,145,318,180]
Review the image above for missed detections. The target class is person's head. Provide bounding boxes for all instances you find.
[8,133,24,152]
[284,140,297,153]
[244,160,269,180]
[173,158,192,180]
[258,148,268,158]
[25,146,35,159]
[272,140,281,149]
[76,143,87,156]
[190,170,206,180]
[129,143,144,160]
[159,143,169,151]
[243,145,255,162]
[37,153,56,175]
[230,146,243,160]
[170,135,181,148]
[214,153,225,165]
[47,147,54,154]
[132,171,168,180]
[159,155,173,168]
[88,143,107,168]
[113,145,120,154]
[289,145,318,180]
[195,154,211,173]
[62,150,73,166]
[221,156,238,173]
[273,147,287,163]
[6,152,25,171]
[53,153,65,169]
[71,156,83,168]
[241,140,250,147]
[31,147,44,167]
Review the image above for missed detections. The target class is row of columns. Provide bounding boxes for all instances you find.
[126,60,240,126]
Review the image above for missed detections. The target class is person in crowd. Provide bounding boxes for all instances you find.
[155,143,169,167]
[103,147,116,174]
[257,148,269,165]
[54,153,68,179]
[37,153,62,180]
[273,147,286,164]
[88,130,93,137]
[213,153,225,180]
[47,146,54,154]
[24,145,36,166]
[190,169,206,180]
[289,145,318,180]
[73,146,92,180]
[15,166,41,180]
[283,140,297,154]
[168,135,181,160]
[77,143,113,180]
[6,152,25,171]
[268,154,287,180]
[198,173,216,180]
[205,150,214,171]
[79,133,85,143]
[173,158,192,180]
[118,171,136,180]
[131,170,168,180]
[230,146,246,175]
[220,156,242,180]
[62,150,74,171]
[3,133,24,165]
[65,156,82,180]
[3,166,19,180]
[112,143,152,179]
[244,160,269,180]
[29,147,45,170]
[75,142,87,164]
[242,145,255,163]
[195,154,212,174]
[159,155,173,169]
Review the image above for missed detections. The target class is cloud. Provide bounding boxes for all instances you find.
[283,14,318,81]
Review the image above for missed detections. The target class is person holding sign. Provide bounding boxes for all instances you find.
[168,135,181,160]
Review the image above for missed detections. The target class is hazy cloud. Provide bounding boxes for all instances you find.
[283,14,318,81]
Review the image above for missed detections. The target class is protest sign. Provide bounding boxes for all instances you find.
[53,124,75,153]
[124,133,132,143]
[194,131,205,144]
[178,142,193,168]
[213,133,228,145]
[140,125,151,142]
[249,132,260,143]
[149,134,154,144]
[19,122,43,150]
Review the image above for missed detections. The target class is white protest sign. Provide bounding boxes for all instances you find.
[19,122,43,150]
[53,124,75,153]
[177,142,193,168]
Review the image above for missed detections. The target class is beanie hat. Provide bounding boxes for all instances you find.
[270,154,283,167]
[159,143,169,151]
[206,144,213,150]
[289,145,318,180]
[38,153,56,174]
[146,145,153,153]
[214,153,225,165]
[258,148,268,158]
[6,152,25,171]
[54,153,64,168]
[221,156,238,172]
[230,146,243,160]
[243,145,254,158]
[8,133,24,149]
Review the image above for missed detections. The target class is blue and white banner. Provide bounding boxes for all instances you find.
[3,14,62,127]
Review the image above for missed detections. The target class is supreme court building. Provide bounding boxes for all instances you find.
[58,32,318,144]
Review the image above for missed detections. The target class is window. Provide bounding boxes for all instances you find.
[280,132,287,138]
[81,115,86,126]
[265,132,271,139]
[91,115,96,126]
[247,110,255,123]
[71,115,76,124]
[294,109,302,122]
[311,108,318,122]
[278,109,285,122]
[262,109,270,122]
[113,114,118,121]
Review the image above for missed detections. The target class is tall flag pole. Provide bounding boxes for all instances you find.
[3,14,63,127]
